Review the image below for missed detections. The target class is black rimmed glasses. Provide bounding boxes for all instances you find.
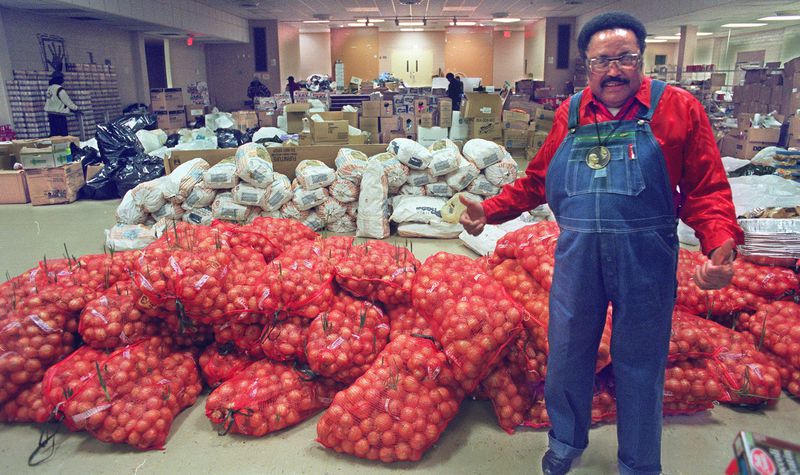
[587,53,641,73]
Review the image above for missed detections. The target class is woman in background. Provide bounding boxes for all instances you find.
[44,72,80,136]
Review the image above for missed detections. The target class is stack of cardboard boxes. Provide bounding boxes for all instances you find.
[719,121,781,160]
[528,107,555,159]
[462,93,504,142]
[732,65,784,115]
[151,88,187,131]
[0,136,85,205]
[502,110,530,155]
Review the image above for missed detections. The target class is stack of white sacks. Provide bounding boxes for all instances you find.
[108,138,518,249]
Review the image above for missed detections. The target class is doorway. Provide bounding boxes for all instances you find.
[145,39,168,89]
[391,50,433,87]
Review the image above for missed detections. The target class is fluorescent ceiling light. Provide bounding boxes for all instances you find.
[759,15,800,21]
[357,18,384,23]
[697,32,714,36]
[303,20,330,24]
[721,23,767,28]
[346,23,366,27]
[654,35,680,40]
[398,21,424,26]
[451,21,476,26]
[493,17,520,23]
[645,39,667,43]
[400,28,424,32]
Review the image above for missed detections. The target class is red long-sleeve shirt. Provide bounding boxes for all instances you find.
[482,77,744,255]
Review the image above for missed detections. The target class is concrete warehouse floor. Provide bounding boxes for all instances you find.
[0,200,798,475]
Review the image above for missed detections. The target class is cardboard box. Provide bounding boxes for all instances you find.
[783,89,800,116]
[0,170,29,204]
[788,117,800,137]
[379,116,399,133]
[746,127,780,143]
[449,111,469,141]
[310,120,350,144]
[257,111,278,128]
[786,133,800,148]
[417,112,434,129]
[530,120,554,133]
[532,106,556,122]
[85,164,104,181]
[19,141,73,169]
[284,103,310,133]
[361,100,382,118]
[784,56,800,78]
[150,88,183,112]
[347,133,369,145]
[469,118,502,140]
[254,97,277,111]
[710,72,726,88]
[359,117,380,143]
[232,110,258,131]
[732,431,800,475]
[416,127,449,148]
[381,100,394,117]
[156,110,187,131]
[503,128,529,149]
[26,162,84,206]
[316,111,358,128]
[438,98,452,128]
[413,98,428,115]
[529,130,549,153]
[503,110,530,124]
[293,91,309,103]
[463,93,503,120]
[186,105,208,124]
[759,86,772,105]
[784,71,800,89]
[166,145,387,180]
[720,131,777,159]
[398,113,417,136]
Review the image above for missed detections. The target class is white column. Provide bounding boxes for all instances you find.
[676,25,698,82]
[0,9,14,127]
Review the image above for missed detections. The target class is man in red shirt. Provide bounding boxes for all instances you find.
[460,12,742,475]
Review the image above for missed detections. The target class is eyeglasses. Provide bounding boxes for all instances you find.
[587,53,641,73]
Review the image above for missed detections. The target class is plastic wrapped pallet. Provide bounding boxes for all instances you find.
[231,183,268,208]
[467,174,501,196]
[295,160,335,190]
[370,152,409,192]
[212,192,253,222]
[292,182,328,211]
[163,157,209,203]
[262,174,293,212]
[334,148,369,184]
[356,160,390,238]
[407,170,436,187]
[130,177,168,213]
[116,190,147,225]
[425,182,455,198]
[484,151,518,186]
[462,139,504,169]
[445,157,480,191]
[387,138,433,170]
[181,183,216,211]
[202,159,238,189]
[329,178,359,203]
[183,206,214,226]
[235,143,274,188]
[105,223,157,251]
[427,139,461,177]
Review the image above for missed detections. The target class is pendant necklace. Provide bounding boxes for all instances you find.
[586,100,637,170]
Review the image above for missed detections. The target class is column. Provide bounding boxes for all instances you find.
[0,9,14,126]
[676,25,698,82]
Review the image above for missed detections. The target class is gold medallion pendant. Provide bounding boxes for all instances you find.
[586,145,611,170]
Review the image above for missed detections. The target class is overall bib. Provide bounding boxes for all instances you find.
[543,80,678,475]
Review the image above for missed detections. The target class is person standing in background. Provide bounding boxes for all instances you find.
[44,72,79,137]
[446,72,464,111]
[286,76,301,103]
[247,77,271,109]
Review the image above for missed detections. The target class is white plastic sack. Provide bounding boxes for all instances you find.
[292,184,328,211]
[212,192,252,222]
[722,156,752,174]
[163,158,210,203]
[387,138,433,170]
[149,146,171,160]
[356,160,390,239]
[263,174,293,212]
[203,159,239,189]
[116,190,147,225]
[279,201,305,221]
[397,183,427,197]
[131,177,168,213]
[252,127,288,143]
[728,175,800,216]
[296,160,335,190]
[406,170,436,187]
[467,174,501,196]
[318,197,348,223]
[136,129,165,154]
[330,178,359,203]
[397,222,464,239]
[172,139,217,151]
[370,152,409,191]
[677,219,701,247]
[205,112,235,131]
[232,183,268,208]
[750,146,783,167]
[484,152,518,186]
[335,148,370,183]
[235,143,274,188]
[104,224,156,251]
[425,182,455,197]
[260,209,283,219]
[458,213,541,256]
[302,208,327,232]
[181,183,216,211]
[445,157,480,191]
[427,139,461,177]
[390,195,448,224]
[153,202,185,221]
[326,214,357,233]
[183,206,214,226]
[463,139,504,169]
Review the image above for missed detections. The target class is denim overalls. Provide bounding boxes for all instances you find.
[543,80,678,475]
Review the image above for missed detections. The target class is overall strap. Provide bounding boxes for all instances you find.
[567,90,584,130]
[639,79,667,121]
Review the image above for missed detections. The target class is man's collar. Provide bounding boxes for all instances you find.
[584,76,652,117]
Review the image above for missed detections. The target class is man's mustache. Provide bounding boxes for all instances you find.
[601,77,630,87]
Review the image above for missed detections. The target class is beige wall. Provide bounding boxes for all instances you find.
[445,27,494,85]
[167,39,208,106]
[278,23,300,91]
[543,17,577,93]
[299,32,332,79]
[524,20,546,81]
[380,31,446,79]
[205,19,280,112]
[643,43,679,73]
[330,27,379,84]
[492,30,525,87]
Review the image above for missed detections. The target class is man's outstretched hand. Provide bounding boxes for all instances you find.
[694,238,736,290]
[459,194,487,236]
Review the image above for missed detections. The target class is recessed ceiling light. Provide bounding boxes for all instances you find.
[493,17,520,23]
[357,18,384,23]
[400,28,424,32]
[697,32,714,36]
[450,21,476,26]
[759,15,800,21]
[645,39,667,43]
[398,21,424,26]
[654,35,680,40]
[346,23,366,27]
[303,20,330,24]
[721,23,767,28]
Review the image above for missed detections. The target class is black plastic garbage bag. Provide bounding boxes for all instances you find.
[70,143,102,172]
[193,116,206,129]
[113,153,165,197]
[215,128,244,148]
[728,164,777,177]
[78,160,125,200]
[240,127,259,145]
[165,133,180,148]
[96,122,143,166]
[111,113,157,133]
